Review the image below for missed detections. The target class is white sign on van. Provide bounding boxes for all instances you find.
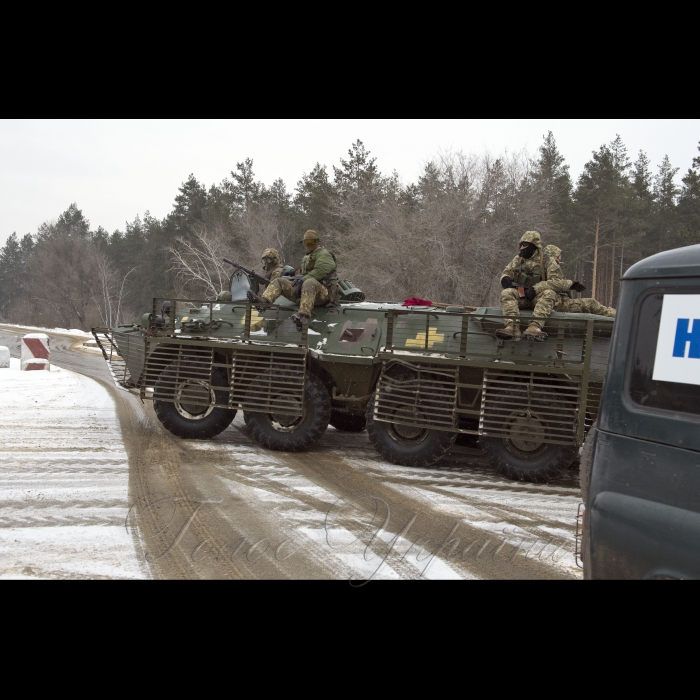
[652,294,700,385]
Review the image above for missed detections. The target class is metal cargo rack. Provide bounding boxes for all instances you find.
[148,298,309,347]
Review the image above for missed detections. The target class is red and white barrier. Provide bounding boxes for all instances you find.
[21,333,50,371]
[0,346,9,369]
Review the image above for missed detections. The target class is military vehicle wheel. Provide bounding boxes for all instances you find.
[480,392,577,482]
[153,365,236,439]
[244,371,331,451]
[330,412,366,432]
[366,396,456,467]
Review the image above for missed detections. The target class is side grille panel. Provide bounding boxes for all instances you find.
[136,342,307,416]
[480,369,581,446]
[374,361,457,431]
[230,348,306,416]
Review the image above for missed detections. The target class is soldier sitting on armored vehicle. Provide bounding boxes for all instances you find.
[260,247,285,285]
[542,245,616,318]
[247,230,337,330]
[496,231,564,342]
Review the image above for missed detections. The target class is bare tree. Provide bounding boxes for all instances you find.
[91,257,136,327]
[167,225,233,298]
[330,150,553,307]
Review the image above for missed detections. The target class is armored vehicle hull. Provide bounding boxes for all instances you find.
[94,271,613,481]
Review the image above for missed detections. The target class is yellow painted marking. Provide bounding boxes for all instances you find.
[182,317,189,322]
[240,310,264,332]
[405,327,445,348]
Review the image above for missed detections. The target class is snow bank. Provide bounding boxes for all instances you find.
[0,323,93,339]
[0,362,147,579]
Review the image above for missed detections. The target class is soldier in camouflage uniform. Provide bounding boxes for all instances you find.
[260,247,285,285]
[542,245,616,318]
[496,231,563,341]
[248,230,337,329]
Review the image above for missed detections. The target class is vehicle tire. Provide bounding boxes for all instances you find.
[153,364,235,439]
[244,371,331,451]
[366,394,456,467]
[330,411,366,432]
[479,390,578,482]
[579,420,597,505]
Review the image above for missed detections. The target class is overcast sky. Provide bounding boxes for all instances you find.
[1,119,698,246]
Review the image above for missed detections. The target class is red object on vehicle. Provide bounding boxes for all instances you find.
[402,297,432,307]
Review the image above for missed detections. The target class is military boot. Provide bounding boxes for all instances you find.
[246,290,270,312]
[495,323,521,341]
[523,324,548,341]
[290,312,310,332]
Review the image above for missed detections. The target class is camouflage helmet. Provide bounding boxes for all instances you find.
[301,229,320,244]
[520,231,542,249]
[543,244,562,262]
[261,247,280,266]
[217,290,233,301]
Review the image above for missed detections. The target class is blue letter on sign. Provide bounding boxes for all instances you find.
[673,319,700,358]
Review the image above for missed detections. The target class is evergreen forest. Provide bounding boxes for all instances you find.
[1,133,699,331]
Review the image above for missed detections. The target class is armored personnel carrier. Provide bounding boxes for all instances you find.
[94,267,613,482]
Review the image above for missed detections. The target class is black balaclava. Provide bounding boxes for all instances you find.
[519,242,537,259]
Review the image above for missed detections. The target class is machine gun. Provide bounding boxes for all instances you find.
[511,281,535,300]
[223,258,271,287]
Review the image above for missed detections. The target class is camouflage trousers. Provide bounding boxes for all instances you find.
[554,296,616,317]
[500,288,558,329]
[262,277,329,316]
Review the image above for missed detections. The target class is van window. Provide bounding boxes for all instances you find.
[629,291,700,417]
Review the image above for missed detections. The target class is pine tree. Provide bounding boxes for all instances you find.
[294,163,337,232]
[58,203,90,238]
[572,141,631,302]
[652,155,680,252]
[609,134,631,176]
[36,203,91,241]
[0,233,32,313]
[267,178,292,212]
[170,175,207,232]
[626,150,655,265]
[677,142,700,245]
[534,131,573,232]
[222,159,263,213]
[333,140,382,199]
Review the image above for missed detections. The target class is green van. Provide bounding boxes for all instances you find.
[582,243,700,579]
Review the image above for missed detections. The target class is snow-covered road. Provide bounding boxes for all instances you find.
[0,324,584,579]
[0,358,146,579]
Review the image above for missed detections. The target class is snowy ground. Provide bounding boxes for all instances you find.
[0,323,584,579]
[209,428,580,579]
[0,358,146,579]
[0,323,93,339]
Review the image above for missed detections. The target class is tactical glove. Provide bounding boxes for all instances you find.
[293,275,304,299]
[501,276,513,289]
[525,287,536,301]
[571,281,586,293]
